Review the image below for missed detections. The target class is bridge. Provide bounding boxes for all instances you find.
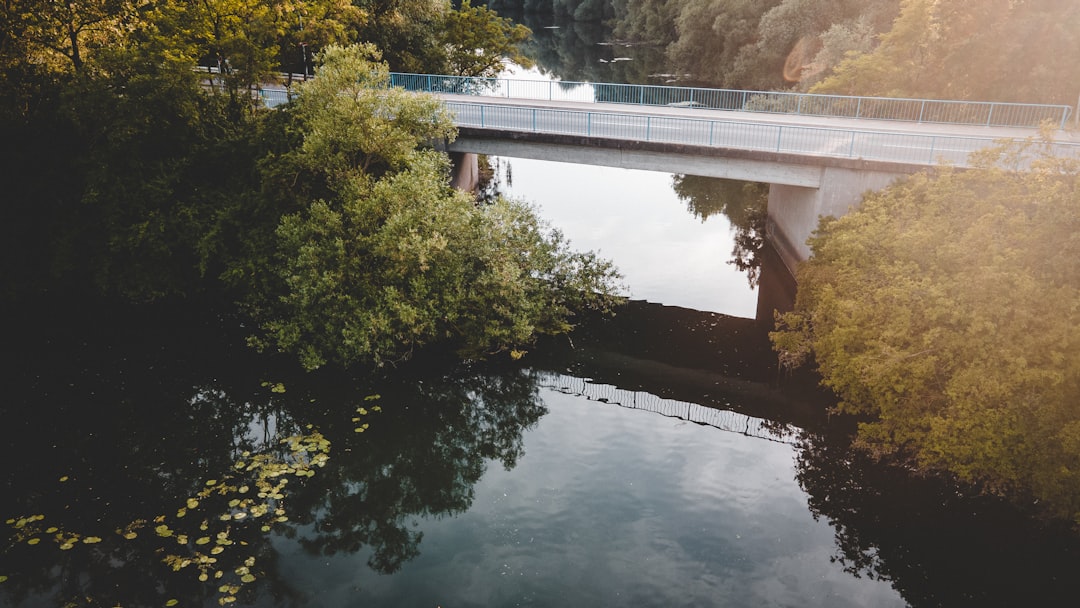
[386,73,1080,272]
[259,74,1080,272]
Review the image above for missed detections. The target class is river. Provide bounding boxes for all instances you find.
[3,21,1080,608]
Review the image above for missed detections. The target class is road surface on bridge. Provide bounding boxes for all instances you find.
[436,93,1080,169]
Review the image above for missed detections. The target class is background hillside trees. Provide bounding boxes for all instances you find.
[605,0,900,89]
[812,0,1080,104]
[502,0,1078,105]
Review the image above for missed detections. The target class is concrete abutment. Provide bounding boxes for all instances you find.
[766,167,902,275]
[448,151,480,193]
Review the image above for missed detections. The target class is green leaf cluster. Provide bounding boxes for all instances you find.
[240,44,623,369]
[772,147,1080,521]
[443,0,533,78]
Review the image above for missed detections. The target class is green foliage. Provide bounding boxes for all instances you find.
[607,0,900,89]
[0,0,143,73]
[812,0,1080,104]
[350,0,448,72]
[243,44,623,369]
[772,147,1080,521]
[442,0,532,77]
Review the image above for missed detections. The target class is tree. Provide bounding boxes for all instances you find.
[441,0,532,77]
[350,0,447,72]
[772,145,1080,521]
[244,44,623,369]
[812,0,1080,104]
[2,0,141,73]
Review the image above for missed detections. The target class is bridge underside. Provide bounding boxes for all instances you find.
[444,128,922,274]
[445,129,826,187]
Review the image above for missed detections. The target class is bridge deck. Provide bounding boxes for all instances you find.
[437,93,1072,142]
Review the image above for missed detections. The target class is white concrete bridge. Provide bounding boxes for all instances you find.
[421,88,1078,273]
[259,74,1080,272]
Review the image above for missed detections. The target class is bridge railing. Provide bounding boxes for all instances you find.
[390,73,1073,130]
[445,101,1080,168]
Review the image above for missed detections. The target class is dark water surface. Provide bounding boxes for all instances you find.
[4,285,1080,607]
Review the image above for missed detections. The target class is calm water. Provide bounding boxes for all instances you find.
[271,380,898,607]
[495,156,759,316]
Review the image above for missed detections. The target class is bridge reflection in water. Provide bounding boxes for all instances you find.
[540,372,799,445]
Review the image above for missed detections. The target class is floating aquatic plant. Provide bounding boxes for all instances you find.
[0,392,388,606]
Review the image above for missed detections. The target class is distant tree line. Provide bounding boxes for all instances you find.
[486,0,1080,105]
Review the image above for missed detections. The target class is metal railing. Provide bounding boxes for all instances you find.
[390,73,1073,130]
[249,89,1080,168]
[444,101,1080,169]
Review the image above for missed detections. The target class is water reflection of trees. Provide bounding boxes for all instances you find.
[796,431,1080,607]
[503,12,668,84]
[0,301,311,606]
[286,366,547,574]
[672,175,768,287]
[0,301,548,605]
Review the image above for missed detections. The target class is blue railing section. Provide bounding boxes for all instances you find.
[259,88,290,107]
[444,101,1080,169]
[390,73,1073,130]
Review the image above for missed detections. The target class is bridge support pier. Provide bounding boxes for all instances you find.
[767,167,902,275]
[448,151,480,193]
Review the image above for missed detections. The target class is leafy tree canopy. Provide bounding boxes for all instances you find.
[0,0,615,371]
[241,45,624,369]
[772,146,1080,521]
[811,0,1080,104]
[442,0,532,77]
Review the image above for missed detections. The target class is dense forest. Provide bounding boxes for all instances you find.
[0,0,620,370]
[490,0,1080,105]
